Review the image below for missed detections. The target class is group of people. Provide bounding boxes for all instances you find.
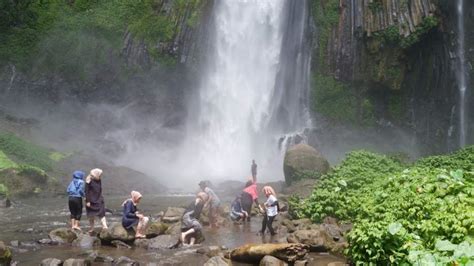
[66,160,279,246]
[66,168,149,238]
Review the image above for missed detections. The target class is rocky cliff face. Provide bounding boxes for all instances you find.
[310,0,474,155]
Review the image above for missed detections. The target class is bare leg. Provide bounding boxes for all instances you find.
[181,228,195,244]
[74,220,81,230]
[136,217,149,237]
[88,217,95,233]
[70,219,75,230]
[189,237,196,245]
[100,216,108,229]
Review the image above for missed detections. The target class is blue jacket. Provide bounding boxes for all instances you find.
[67,171,85,198]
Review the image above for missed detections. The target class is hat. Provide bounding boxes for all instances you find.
[73,170,85,179]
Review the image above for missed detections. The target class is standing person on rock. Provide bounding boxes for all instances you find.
[199,180,221,228]
[241,179,259,222]
[67,170,86,231]
[122,191,149,239]
[85,168,108,234]
[251,160,257,181]
[259,186,278,236]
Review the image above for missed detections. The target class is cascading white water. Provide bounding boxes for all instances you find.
[180,0,311,181]
[457,0,468,147]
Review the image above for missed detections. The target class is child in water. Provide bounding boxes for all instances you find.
[180,192,208,246]
[259,186,278,236]
[230,194,248,223]
[67,170,86,231]
[122,191,149,239]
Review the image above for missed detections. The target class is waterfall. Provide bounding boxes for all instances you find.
[180,0,312,181]
[456,0,468,147]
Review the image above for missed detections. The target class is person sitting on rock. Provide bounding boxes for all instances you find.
[259,186,278,236]
[230,194,248,223]
[180,192,208,246]
[241,179,259,222]
[67,170,86,231]
[199,180,221,228]
[122,191,149,239]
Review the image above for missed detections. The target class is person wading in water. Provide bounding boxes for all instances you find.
[85,168,108,233]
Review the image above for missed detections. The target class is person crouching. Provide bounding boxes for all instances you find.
[122,191,149,239]
[180,192,208,246]
[230,194,248,223]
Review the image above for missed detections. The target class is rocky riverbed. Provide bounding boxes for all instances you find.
[0,187,349,265]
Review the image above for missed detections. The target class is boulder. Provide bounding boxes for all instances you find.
[111,240,132,249]
[294,260,307,266]
[197,246,224,258]
[0,197,11,208]
[63,258,91,266]
[145,221,168,238]
[0,241,12,265]
[147,235,177,250]
[204,256,229,266]
[229,243,309,263]
[259,255,288,266]
[114,256,138,265]
[40,258,62,266]
[98,223,135,243]
[283,144,330,185]
[162,207,185,223]
[72,234,100,248]
[49,228,78,244]
[287,228,347,254]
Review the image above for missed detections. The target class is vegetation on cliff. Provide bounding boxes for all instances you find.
[0,132,61,196]
[0,0,203,78]
[290,147,474,264]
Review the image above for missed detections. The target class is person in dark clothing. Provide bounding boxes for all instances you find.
[180,192,208,246]
[230,194,248,222]
[85,168,108,233]
[241,180,259,222]
[251,160,257,180]
[122,191,149,238]
[67,170,85,231]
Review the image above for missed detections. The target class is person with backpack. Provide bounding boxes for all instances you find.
[67,170,86,231]
[259,186,278,236]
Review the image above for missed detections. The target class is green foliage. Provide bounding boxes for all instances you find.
[400,16,438,48]
[311,0,340,72]
[373,25,400,44]
[0,133,53,171]
[388,93,405,122]
[312,73,358,123]
[291,147,474,264]
[0,183,9,196]
[0,150,17,170]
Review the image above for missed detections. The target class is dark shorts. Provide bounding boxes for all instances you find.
[68,196,83,220]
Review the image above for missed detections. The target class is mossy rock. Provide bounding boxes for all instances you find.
[283,144,330,185]
[49,228,78,244]
[0,166,60,197]
[0,241,12,265]
[145,222,169,238]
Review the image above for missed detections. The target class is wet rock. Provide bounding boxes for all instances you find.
[287,229,328,252]
[259,255,288,266]
[114,256,138,265]
[19,241,40,249]
[111,240,132,249]
[40,258,62,266]
[148,235,177,250]
[98,223,135,243]
[204,256,229,266]
[93,254,114,263]
[165,221,182,235]
[197,245,223,257]
[0,197,11,208]
[283,144,330,185]
[49,228,78,244]
[327,262,347,266]
[294,260,307,266]
[230,243,309,263]
[72,234,100,248]
[162,207,185,223]
[63,258,92,266]
[145,221,169,238]
[133,238,150,249]
[292,219,312,230]
[0,241,12,265]
[10,240,19,247]
[38,238,59,245]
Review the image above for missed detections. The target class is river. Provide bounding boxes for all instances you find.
[0,195,346,265]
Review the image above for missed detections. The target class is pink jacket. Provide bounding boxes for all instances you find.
[243,183,258,200]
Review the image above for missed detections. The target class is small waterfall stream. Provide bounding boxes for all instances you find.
[456,0,468,147]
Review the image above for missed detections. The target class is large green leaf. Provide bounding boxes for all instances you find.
[388,222,403,235]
